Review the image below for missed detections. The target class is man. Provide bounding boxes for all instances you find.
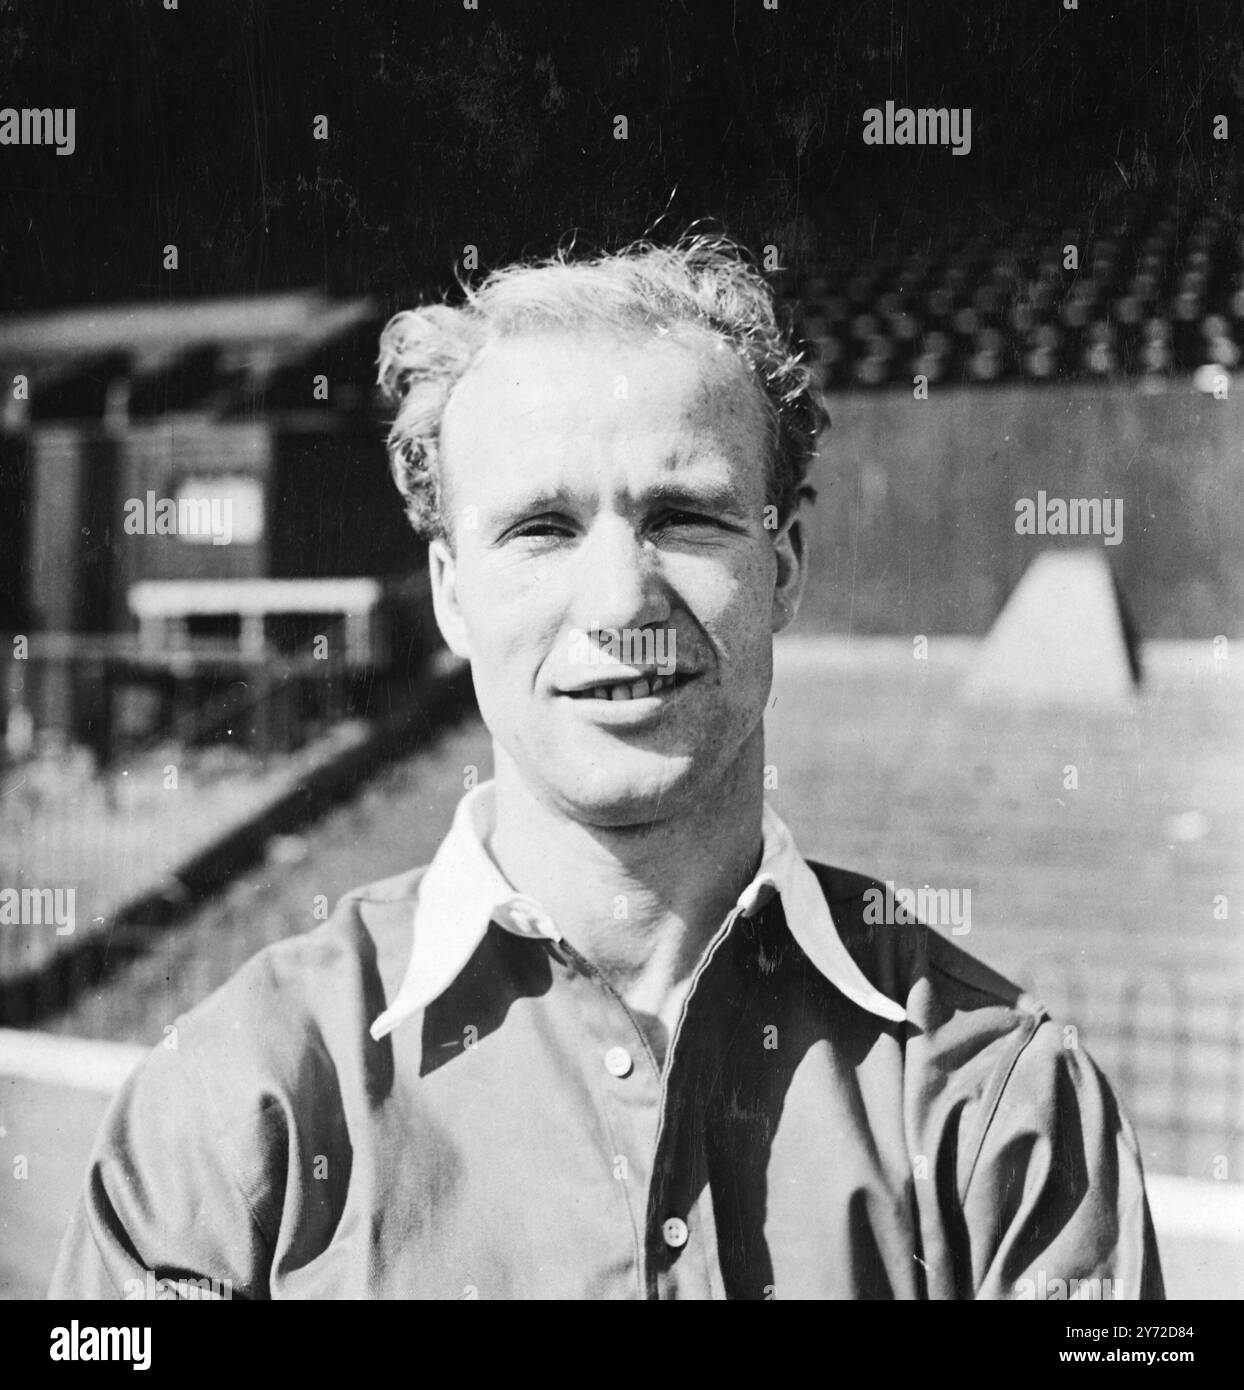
[51,236,1163,1299]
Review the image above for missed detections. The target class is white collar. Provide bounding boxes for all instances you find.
[369,781,906,1041]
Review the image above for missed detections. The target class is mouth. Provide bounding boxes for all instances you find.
[560,671,695,702]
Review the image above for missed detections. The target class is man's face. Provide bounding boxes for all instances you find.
[429,326,806,827]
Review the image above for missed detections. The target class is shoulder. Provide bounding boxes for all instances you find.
[180,863,428,1049]
[809,860,1046,1025]
[806,864,1159,1295]
[114,863,430,1137]
[807,860,1060,1185]
[88,864,432,1245]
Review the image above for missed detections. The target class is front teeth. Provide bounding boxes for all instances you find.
[588,676,671,700]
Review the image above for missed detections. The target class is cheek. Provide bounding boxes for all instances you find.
[458,566,562,676]
[457,555,527,630]
[694,549,776,643]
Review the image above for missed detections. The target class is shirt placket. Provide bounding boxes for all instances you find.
[553,940,669,1296]
[642,903,752,1300]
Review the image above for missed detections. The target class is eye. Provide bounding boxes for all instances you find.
[655,510,715,529]
[505,514,576,542]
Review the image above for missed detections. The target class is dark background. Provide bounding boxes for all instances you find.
[1,0,1240,313]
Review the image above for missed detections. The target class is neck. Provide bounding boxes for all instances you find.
[486,739,766,1050]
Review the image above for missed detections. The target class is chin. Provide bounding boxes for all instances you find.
[545,751,705,828]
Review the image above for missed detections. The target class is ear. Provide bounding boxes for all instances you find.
[770,507,808,635]
[427,537,472,660]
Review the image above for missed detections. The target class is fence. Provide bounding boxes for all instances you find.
[2,577,393,767]
[1044,965,1244,1180]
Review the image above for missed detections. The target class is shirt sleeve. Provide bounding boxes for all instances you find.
[47,1030,276,1301]
[962,1021,1165,1300]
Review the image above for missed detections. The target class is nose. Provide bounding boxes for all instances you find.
[570,515,671,637]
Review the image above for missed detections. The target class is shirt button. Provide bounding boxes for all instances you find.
[603,1045,633,1078]
[662,1217,689,1249]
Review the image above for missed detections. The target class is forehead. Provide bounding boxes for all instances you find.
[440,327,769,488]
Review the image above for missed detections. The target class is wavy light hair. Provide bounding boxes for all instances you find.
[377,234,825,543]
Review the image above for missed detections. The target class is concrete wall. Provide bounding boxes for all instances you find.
[795,381,1244,639]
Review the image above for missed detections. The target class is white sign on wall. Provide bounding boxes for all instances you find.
[174,475,265,546]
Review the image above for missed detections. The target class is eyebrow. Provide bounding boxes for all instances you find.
[487,487,579,532]
[636,479,748,514]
